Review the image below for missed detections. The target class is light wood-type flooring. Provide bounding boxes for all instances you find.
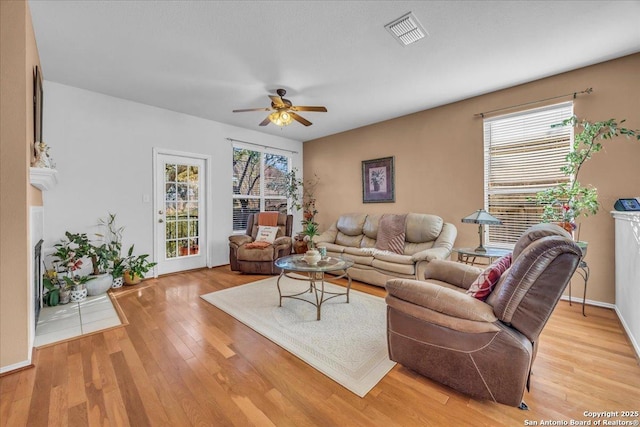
[1,266,639,426]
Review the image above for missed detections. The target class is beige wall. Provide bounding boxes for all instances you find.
[0,0,42,370]
[304,53,640,304]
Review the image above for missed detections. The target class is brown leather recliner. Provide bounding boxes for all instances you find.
[229,213,293,274]
[385,224,582,407]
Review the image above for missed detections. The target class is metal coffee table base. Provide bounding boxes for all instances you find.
[277,270,352,321]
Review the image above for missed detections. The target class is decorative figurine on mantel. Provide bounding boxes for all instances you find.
[32,141,55,169]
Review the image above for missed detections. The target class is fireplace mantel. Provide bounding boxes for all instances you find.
[30,167,58,191]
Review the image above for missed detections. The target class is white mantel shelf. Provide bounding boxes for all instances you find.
[30,167,58,191]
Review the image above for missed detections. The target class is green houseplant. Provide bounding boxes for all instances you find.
[272,167,320,254]
[536,116,639,236]
[301,222,321,264]
[97,213,126,287]
[122,245,157,285]
[275,167,320,227]
[302,221,319,249]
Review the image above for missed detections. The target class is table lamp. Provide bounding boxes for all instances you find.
[461,209,502,253]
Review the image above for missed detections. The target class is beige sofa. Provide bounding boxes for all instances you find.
[314,213,457,287]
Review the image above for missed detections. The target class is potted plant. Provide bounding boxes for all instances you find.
[122,245,157,285]
[111,257,126,288]
[64,275,94,302]
[536,116,639,249]
[179,241,189,256]
[97,213,126,288]
[61,231,114,295]
[43,275,60,306]
[49,234,93,303]
[301,222,321,265]
[272,167,320,253]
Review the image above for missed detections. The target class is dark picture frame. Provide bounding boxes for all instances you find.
[362,156,395,203]
[34,65,43,145]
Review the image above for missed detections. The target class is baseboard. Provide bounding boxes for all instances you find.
[0,359,33,376]
[614,306,640,362]
[559,295,615,309]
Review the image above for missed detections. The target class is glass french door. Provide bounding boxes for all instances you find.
[155,152,206,275]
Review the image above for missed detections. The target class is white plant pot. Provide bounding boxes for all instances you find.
[112,276,124,288]
[86,273,113,296]
[70,285,87,302]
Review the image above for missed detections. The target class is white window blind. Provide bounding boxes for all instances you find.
[483,102,573,247]
[232,146,290,232]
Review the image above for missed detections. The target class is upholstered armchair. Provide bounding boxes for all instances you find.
[229,212,293,274]
[385,224,582,407]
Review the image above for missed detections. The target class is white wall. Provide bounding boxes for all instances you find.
[42,81,303,269]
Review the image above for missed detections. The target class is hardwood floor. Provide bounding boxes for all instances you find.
[1,266,639,426]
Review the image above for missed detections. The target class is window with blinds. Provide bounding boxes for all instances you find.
[232,147,290,232]
[483,102,573,247]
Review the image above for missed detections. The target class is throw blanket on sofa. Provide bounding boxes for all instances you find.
[376,214,407,254]
[258,212,279,226]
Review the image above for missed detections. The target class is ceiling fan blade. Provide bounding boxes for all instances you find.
[290,106,327,112]
[259,116,272,126]
[232,107,271,113]
[269,95,286,108]
[290,112,312,126]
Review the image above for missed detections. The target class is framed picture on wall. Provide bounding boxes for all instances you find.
[362,156,395,203]
[34,65,43,145]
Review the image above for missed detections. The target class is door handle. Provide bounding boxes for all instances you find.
[158,218,164,223]
[158,210,164,214]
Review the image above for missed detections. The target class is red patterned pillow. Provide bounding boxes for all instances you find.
[467,254,512,301]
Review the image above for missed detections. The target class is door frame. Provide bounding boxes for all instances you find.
[152,147,213,277]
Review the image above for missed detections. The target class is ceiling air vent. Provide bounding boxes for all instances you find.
[384,12,427,46]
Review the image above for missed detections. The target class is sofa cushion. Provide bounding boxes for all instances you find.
[362,214,381,239]
[372,251,414,265]
[335,232,364,248]
[358,236,373,248]
[337,213,368,236]
[467,254,512,301]
[405,213,444,243]
[375,214,407,254]
[318,242,345,253]
[342,247,375,266]
[372,259,415,275]
[237,244,275,261]
[403,241,435,256]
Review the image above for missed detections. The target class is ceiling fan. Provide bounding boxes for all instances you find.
[232,89,327,127]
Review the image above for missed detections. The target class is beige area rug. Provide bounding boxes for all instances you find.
[200,275,396,397]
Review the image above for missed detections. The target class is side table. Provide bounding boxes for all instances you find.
[569,260,589,316]
[454,247,511,266]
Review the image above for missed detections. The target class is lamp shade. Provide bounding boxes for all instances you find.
[461,209,502,225]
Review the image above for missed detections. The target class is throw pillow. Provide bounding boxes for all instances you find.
[467,254,512,301]
[255,226,279,244]
[375,214,407,254]
[245,241,272,249]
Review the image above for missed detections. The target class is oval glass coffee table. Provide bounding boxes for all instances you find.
[274,254,354,320]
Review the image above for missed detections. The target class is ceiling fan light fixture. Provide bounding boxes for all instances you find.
[269,110,293,127]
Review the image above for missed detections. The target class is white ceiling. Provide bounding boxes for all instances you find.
[29,1,640,142]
